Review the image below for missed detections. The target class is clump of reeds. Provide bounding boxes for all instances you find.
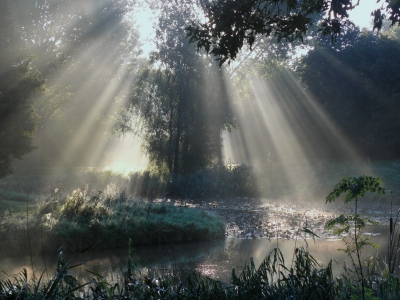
[0,242,337,299]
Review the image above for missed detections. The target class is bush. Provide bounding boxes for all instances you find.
[128,164,258,199]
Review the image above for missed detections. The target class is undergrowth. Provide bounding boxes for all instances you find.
[1,160,400,210]
[0,164,258,211]
[0,244,338,299]
[1,240,399,299]
[0,185,224,256]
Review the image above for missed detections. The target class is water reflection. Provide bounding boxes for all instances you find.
[1,230,390,284]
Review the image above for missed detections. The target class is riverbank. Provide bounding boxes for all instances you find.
[0,189,224,257]
[1,192,396,257]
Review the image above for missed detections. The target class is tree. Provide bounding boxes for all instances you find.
[12,0,141,169]
[0,1,44,177]
[297,27,400,159]
[186,0,400,65]
[118,0,233,177]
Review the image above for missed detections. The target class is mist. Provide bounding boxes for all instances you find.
[2,1,400,297]
[3,0,399,202]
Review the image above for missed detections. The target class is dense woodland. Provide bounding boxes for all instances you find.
[2,1,400,299]
[1,0,400,192]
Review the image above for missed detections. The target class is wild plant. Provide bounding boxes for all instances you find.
[364,205,400,300]
[325,175,387,300]
[0,247,92,299]
[229,246,336,299]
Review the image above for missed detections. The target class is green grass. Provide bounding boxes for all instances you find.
[1,170,400,299]
[0,187,225,256]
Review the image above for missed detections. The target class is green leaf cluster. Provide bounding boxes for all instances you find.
[326,175,387,204]
[186,0,400,65]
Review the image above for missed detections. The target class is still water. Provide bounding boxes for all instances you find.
[1,229,390,284]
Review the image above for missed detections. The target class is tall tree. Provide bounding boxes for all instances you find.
[119,0,233,176]
[13,0,141,168]
[0,1,44,177]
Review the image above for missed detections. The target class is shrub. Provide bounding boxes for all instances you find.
[128,164,258,199]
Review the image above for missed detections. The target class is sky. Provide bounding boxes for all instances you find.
[348,0,383,29]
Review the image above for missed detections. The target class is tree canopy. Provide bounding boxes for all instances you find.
[298,27,400,159]
[186,0,400,65]
[118,1,233,177]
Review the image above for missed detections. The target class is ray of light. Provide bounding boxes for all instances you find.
[222,67,369,200]
[26,1,150,174]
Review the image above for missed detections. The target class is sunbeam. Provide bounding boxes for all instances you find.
[16,0,150,174]
[222,69,369,201]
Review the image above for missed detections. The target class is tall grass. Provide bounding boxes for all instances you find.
[0,244,337,299]
[2,233,398,299]
[0,185,225,256]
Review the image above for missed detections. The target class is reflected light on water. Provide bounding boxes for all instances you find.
[1,229,389,284]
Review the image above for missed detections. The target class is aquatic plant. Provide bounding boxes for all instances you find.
[0,244,336,299]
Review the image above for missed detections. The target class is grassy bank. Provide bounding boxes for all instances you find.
[0,187,224,256]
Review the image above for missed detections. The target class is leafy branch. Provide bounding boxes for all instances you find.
[324,175,387,300]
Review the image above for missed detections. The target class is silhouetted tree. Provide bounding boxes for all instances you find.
[0,1,44,177]
[119,0,233,177]
[298,28,400,158]
[186,0,400,65]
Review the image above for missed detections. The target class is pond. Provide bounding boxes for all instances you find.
[1,228,391,284]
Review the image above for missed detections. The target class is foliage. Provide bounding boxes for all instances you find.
[363,207,400,300]
[0,186,225,256]
[186,0,400,65]
[326,176,387,204]
[118,0,233,177]
[0,249,92,300]
[0,245,337,299]
[0,0,44,178]
[325,175,387,300]
[298,28,400,160]
[8,0,141,169]
[128,163,258,199]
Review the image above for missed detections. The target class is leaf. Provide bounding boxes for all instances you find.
[302,227,321,240]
